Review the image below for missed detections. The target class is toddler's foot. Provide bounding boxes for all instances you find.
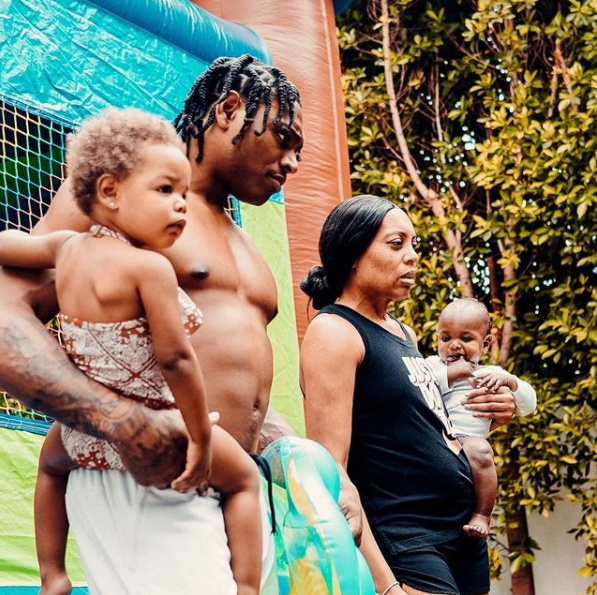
[39,572,72,595]
[463,513,490,538]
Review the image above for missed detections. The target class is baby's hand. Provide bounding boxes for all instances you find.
[447,357,475,383]
[472,369,517,392]
[170,436,212,495]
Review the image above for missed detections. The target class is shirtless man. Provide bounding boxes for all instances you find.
[0,55,303,592]
[32,54,303,453]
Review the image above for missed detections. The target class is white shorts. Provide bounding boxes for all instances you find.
[66,469,279,595]
[65,469,236,595]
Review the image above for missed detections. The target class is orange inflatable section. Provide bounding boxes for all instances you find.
[192,0,351,340]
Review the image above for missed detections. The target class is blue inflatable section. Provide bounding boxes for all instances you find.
[0,414,50,437]
[86,0,271,64]
[0,0,270,126]
[262,437,375,595]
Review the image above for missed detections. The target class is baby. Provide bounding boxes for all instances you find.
[426,298,536,537]
[0,107,261,595]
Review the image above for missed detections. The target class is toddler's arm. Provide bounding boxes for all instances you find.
[35,423,77,595]
[0,230,76,269]
[136,252,212,493]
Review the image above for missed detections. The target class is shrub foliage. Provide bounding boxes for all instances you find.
[338,1,597,592]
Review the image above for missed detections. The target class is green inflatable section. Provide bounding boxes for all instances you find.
[242,202,305,436]
[0,428,85,587]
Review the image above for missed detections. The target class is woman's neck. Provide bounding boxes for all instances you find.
[336,289,392,322]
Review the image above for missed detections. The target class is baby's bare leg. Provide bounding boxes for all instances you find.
[35,423,76,595]
[210,427,262,595]
[459,436,496,538]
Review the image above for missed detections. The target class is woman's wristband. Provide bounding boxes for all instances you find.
[381,581,401,595]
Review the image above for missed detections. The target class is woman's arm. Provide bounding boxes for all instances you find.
[0,230,76,269]
[301,313,363,465]
[136,252,212,492]
[301,314,364,540]
[361,514,407,595]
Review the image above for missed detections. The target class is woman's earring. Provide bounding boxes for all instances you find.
[109,201,116,208]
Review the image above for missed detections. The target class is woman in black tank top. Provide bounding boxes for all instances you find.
[300,196,513,595]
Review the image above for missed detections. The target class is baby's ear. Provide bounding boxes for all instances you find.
[482,333,493,353]
[96,174,120,209]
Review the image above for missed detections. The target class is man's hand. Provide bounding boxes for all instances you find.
[258,407,299,453]
[117,410,220,489]
[463,385,516,431]
[115,408,187,488]
[337,467,363,545]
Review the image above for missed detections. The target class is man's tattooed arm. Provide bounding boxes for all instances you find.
[0,309,187,486]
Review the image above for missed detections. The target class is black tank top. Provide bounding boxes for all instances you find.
[318,304,474,555]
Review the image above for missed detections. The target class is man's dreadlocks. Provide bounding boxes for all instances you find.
[174,55,301,162]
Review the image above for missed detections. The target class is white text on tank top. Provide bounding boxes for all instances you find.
[402,356,455,435]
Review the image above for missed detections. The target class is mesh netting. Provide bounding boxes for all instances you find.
[0,97,72,425]
[1,98,71,232]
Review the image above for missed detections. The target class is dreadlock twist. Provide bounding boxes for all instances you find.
[174,55,301,162]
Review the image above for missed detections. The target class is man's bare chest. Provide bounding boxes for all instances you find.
[163,221,278,319]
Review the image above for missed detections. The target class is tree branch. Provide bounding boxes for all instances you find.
[379,0,473,295]
[554,40,579,114]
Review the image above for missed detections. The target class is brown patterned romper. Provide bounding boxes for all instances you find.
[60,281,202,471]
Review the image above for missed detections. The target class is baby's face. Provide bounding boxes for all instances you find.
[437,311,490,365]
[115,143,191,249]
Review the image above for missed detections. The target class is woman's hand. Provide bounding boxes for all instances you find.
[337,467,363,545]
[463,385,516,430]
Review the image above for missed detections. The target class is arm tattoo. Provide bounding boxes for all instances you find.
[0,310,187,484]
[0,313,135,441]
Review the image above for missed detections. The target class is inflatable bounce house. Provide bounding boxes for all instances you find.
[0,0,373,592]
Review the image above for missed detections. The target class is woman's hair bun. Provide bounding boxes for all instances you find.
[300,265,337,310]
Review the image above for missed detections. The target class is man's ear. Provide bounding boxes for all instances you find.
[96,173,120,210]
[482,333,493,353]
[214,91,243,129]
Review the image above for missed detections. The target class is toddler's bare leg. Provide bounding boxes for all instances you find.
[459,436,496,538]
[35,423,76,595]
[211,426,262,595]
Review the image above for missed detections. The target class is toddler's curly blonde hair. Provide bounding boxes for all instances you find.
[66,107,182,215]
